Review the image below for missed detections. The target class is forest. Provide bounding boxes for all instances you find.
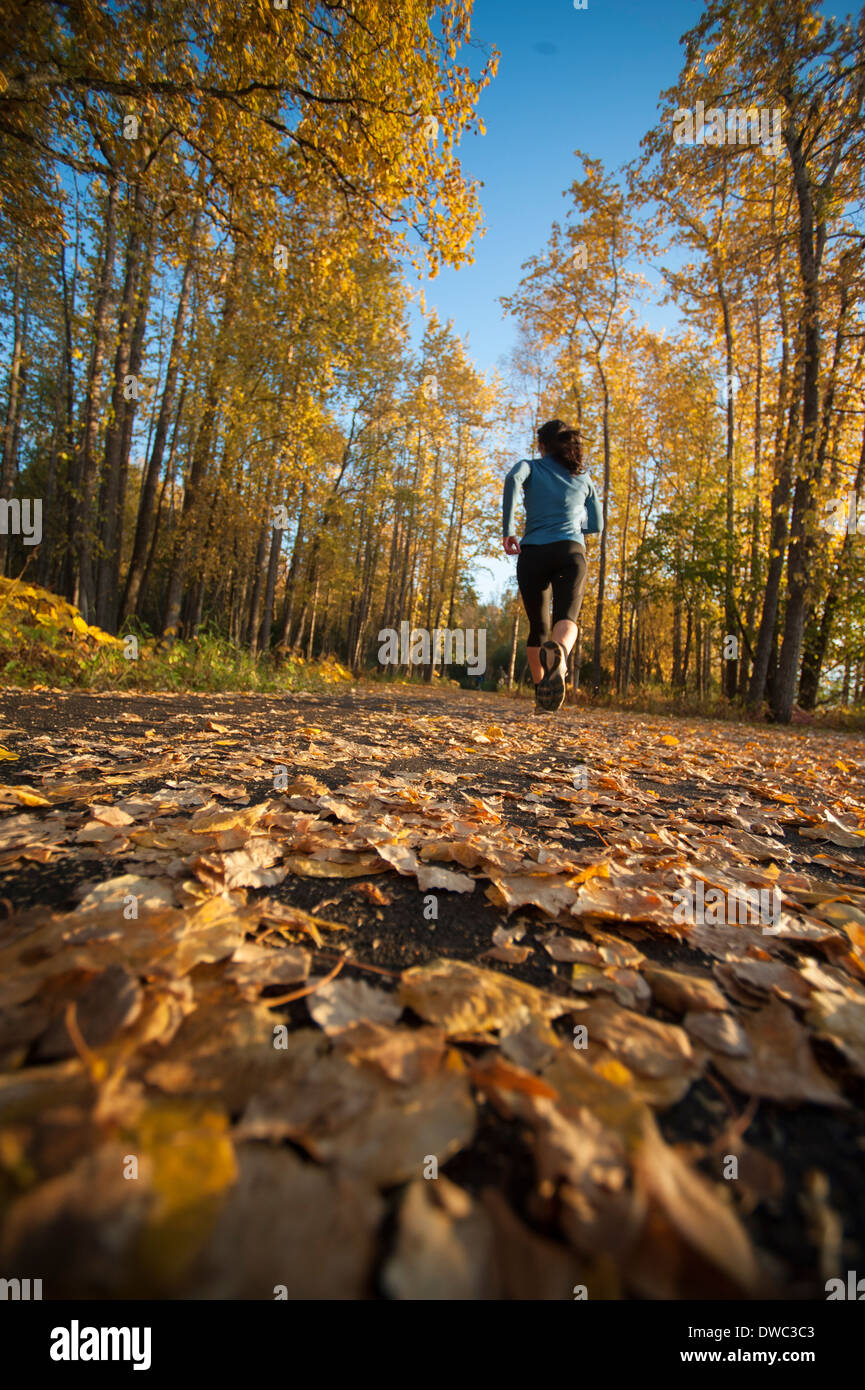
[3,0,865,1325]
[0,0,864,718]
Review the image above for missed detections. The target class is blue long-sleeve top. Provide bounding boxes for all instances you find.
[502,453,603,546]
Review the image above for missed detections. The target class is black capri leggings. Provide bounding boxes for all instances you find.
[516,540,588,648]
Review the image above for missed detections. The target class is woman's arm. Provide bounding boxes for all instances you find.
[582,478,603,535]
[502,459,531,543]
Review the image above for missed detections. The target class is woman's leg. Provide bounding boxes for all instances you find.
[524,544,571,711]
[530,545,589,712]
[516,548,551,684]
[551,618,578,656]
[550,547,588,669]
[527,645,543,684]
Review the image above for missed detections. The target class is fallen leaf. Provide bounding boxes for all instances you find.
[400,958,583,1039]
[307,977,403,1033]
[383,1178,497,1299]
[714,997,847,1106]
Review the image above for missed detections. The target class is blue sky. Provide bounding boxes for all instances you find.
[406,0,703,599]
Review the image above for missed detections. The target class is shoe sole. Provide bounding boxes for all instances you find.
[536,641,566,712]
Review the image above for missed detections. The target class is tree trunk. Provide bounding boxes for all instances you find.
[739,294,763,699]
[591,362,611,691]
[258,524,283,654]
[123,210,199,620]
[799,420,865,708]
[277,477,307,652]
[747,341,803,710]
[162,252,242,639]
[796,268,852,708]
[73,172,120,619]
[0,252,28,573]
[719,284,737,697]
[771,126,826,722]
[507,597,520,690]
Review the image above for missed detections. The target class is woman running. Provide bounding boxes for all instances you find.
[502,419,603,712]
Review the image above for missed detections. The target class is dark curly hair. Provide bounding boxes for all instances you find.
[537,419,585,475]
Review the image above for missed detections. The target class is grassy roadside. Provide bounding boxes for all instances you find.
[3,575,865,730]
[0,576,353,694]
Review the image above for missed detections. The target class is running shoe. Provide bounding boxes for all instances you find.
[535,640,567,712]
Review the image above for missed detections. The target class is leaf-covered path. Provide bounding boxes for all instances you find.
[1,684,864,1299]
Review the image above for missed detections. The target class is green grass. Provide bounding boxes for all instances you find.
[0,624,353,695]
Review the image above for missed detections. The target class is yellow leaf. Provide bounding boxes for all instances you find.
[129,1102,237,1287]
[661,735,679,747]
[0,785,49,805]
[286,853,388,878]
[0,747,18,761]
[567,861,610,887]
[87,623,123,646]
[190,804,266,834]
[594,1057,633,1088]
